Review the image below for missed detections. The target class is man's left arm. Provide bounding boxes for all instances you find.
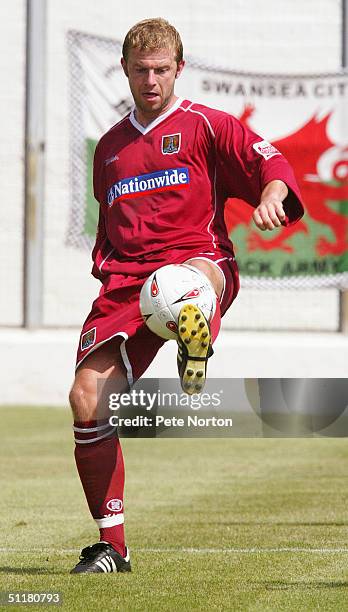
[252,179,288,231]
[212,113,305,227]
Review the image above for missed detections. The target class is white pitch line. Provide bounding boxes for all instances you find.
[1,547,348,554]
[137,547,348,554]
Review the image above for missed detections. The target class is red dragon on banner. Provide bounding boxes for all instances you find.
[225,105,348,256]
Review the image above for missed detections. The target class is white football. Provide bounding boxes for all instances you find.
[139,264,216,340]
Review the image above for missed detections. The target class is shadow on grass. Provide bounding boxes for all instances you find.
[264,581,348,591]
[0,566,66,575]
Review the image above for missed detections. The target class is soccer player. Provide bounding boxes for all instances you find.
[69,18,304,573]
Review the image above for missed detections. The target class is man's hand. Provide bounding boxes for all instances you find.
[252,180,288,231]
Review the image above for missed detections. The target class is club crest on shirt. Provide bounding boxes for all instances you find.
[162,133,181,155]
[81,327,96,351]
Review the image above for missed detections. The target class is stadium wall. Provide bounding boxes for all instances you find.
[0,0,25,326]
[0,0,342,331]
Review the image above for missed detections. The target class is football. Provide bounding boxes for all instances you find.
[139,264,216,340]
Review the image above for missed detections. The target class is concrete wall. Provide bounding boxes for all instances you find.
[1,328,347,406]
[0,0,25,325]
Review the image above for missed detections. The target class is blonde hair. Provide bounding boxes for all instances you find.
[122,18,183,64]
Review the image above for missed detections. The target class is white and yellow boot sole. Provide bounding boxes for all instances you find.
[177,304,212,395]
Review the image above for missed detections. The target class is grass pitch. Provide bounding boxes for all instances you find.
[1,406,348,611]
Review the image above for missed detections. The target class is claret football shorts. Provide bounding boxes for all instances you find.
[75,247,240,385]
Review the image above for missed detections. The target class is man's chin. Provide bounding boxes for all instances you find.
[140,99,162,112]
[137,101,167,118]
[134,95,175,122]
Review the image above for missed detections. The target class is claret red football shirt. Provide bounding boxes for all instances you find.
[91,97,304,280]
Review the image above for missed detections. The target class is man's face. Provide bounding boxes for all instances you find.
[121,47,185,122]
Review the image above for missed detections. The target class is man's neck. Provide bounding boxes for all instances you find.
[135,95,179,128]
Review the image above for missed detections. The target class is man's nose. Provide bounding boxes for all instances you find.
[145,69,156,86]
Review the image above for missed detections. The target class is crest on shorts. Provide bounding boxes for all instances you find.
[81,327,96,351]
[162,133,181,155]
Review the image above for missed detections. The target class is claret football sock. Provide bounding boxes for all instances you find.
[73,420,126,558]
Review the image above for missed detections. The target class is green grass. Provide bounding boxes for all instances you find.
[1,407,348,611]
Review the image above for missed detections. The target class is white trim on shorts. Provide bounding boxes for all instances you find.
[119,337,133,387]
[183,255,234,306]
[75,331,134,387]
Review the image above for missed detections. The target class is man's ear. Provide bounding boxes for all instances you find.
[175,59,185,79]
[121,57,129,77]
